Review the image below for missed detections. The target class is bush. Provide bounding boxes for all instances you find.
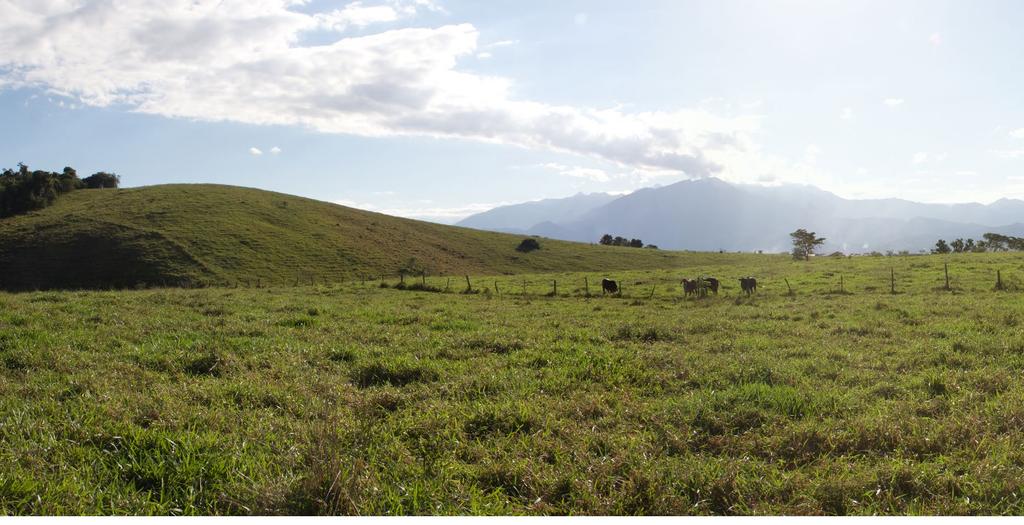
[81,172,120,189]
[515,238,541,252]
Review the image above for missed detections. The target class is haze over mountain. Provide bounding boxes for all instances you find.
[459,179,1024,253]
[457,192,618,233]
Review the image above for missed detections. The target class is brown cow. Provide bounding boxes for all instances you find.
[681,278,699,296]
[740,277,757,295]
[602,278,619,294]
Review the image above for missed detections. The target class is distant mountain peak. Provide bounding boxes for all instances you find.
[462,178,1024,253]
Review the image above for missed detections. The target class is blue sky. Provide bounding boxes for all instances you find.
[1,0,1023,222]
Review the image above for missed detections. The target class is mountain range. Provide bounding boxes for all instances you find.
[457,178,1024,253]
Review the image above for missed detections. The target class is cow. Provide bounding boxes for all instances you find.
[681,278,699,296]
[705,277,720,294]
[601,278,619,294]
[740,277,757,295]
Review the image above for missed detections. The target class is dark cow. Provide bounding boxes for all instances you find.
[681,278,699,296]
[739,277,757,295]
[705,277,720,294]
[601,278,619,294]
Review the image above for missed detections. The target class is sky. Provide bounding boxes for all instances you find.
[1,0,1023,223]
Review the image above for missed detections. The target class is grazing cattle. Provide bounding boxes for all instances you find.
[681,278,699,296]
[740,277,757,295]
[705,277,720,294]
[601,278,619,294]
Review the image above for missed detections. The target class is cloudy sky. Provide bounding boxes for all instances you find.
[1,0,1023,222]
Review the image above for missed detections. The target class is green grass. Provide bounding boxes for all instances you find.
[0,184,698,291]
[4,252,1024,514]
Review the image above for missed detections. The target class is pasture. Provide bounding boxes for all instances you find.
[3,252,1024,514]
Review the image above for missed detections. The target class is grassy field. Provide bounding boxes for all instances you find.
[4,252,1024,514]
[0,184,694,291]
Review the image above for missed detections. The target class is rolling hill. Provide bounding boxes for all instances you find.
[0,184,699,291]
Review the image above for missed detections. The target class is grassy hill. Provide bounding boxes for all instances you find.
[0,184,709,291]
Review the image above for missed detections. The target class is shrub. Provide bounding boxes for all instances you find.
[515,238,541,252]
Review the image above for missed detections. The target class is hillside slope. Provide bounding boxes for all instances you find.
[0,184,696,290]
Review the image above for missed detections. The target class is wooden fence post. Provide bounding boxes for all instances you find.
[494,280,500,296]
[584,277,590,297]
[784,278,793,295]
[522,280,527,296]
[997,270,1004,290]
[465,275,472,292]
[944,263,950,291]
[422,271,426,286]
[840,274,844,293]
[890,268,895,294]
[552,280,557,296]
[649,285,656,299]
[445,277,451,292]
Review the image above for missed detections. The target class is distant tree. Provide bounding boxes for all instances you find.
[644,244,659,249]
[978,232,1011,250]
[950,238,965,253]
[82,171,120,189]
[612,236,628,246]
[933,239,951,254]
[965,238,978,252]
[0,164,64,217]
[599,234,614,245]
[628,238,643,248]
[399,257,424,277]
[789,228,826,260]
[516,238,541,252]
[57,166,81,193]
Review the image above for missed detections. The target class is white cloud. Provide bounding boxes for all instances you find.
[803,144,821,164]
[912,152,928,165]
[1011,128,1024,139]
[883,98,904,107]
[574,13,589,26]
[993,149,1024,159]
[0,1,797,185]
[314,3,399,31]
[840,107,855,120]
[476,51,492,59]
[333,198,505,223]
[929,32,942,46]
[540,163,613,182]
[486,39,519,48]
[314,0,443,31]
[270,146,282,154]
[249,147,263,156]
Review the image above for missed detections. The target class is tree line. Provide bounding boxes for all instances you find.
[598,234,658,249]
[0,164,120,218]
[934,233,1024,254]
